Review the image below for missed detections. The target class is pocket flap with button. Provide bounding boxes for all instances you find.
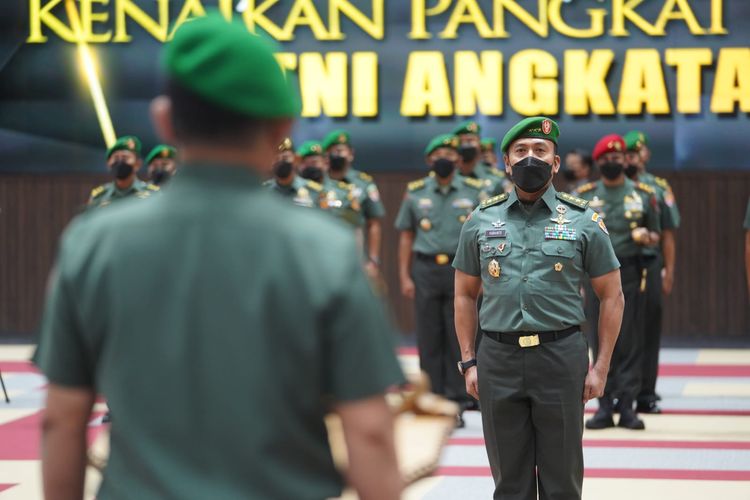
[541,240,575,259]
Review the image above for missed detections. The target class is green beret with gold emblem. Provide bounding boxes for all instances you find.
[424,134,459,156]
[145,145,177,165]
[164,11,299,119]
[452,120,481,136]
[481,138,497,152]
[106,135,141,159]
[298,140,323,158]
[624,130,648,152]
[278,137,294,153]
[500,116,560,152]
[321,129,351,151]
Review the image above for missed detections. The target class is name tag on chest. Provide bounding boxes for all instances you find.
[544,225,577,241]
[485,229,507,238]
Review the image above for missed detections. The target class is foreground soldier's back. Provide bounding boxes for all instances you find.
[35,12,404,500]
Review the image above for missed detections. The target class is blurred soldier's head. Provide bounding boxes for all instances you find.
[150,12,298,177]
[273,138,296,180]
[425,134,459,181]
[322,130,354,175]
[297,141,326,183]
[453,120,482,167]
[501,117,560,195]
[592,134,627,182]
[106,136,142,184]
[145,145,177,185]
[480,138,498,169]
[563,149,592,183]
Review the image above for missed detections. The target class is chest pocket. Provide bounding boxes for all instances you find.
[539,240,579,282]
[480,240,512,282]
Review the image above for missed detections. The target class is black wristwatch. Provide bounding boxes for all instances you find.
[457,358,477,375]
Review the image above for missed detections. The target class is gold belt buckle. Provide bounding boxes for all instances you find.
[435,254,450,265]
[518,334,540,348]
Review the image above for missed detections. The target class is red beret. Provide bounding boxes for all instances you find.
[592,134,625,161]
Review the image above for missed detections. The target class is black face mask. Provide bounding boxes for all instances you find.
[328,154,347,172]
[111,160,134,180]
[600,162,624,180]
[458,144,478,163]
[624,164,639,179]
[300,166,323,183]
[151,168,171,185]
[273,160,294,179]
[432,158,455,179]
[511,156,553,193]
[562,169,577,182]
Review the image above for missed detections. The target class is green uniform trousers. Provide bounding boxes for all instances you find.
[412,256,466,402]
[638,255,663,405]
[477,331,589,500]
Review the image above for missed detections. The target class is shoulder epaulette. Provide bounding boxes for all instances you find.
[146,183,160,192]
[463,177,484,189]
[262,179,273,187]
[575,182,596,194]
[305,180,323,192]
[636,182,655,194]
[89,184,106,199]
[408,179,426,192]
[488,168,506,178]
[556,191,589,210]
[337,181,354,190]
[358,171,373,182]
[654,176,671,190]
[479,193,509,210]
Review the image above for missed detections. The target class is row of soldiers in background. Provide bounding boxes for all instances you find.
[87,135,178,209]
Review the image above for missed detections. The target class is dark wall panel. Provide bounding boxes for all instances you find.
[0,171,748,339]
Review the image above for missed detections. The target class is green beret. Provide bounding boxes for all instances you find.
[481,138,497,152]
[624,131,648,151]
[298,140,323,158]
[424,134,458,156]
[452,120,481,136]
[164,11,299,119]
[322,129,351,151]
[145,145,177,165]
[106,135,141,159]
[500,116,559,152]
[278,137,294,153]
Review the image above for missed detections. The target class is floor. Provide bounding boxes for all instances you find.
[1,345,750,499]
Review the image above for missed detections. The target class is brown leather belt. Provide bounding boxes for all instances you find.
[415,253,454,265]
[483,326,580,348]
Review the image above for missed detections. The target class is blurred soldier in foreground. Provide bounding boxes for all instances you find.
[264,138,323,208]
[35,12,403,500]
[145,144,178,186]
[395,134,483,427]
[88,135,159,209]
[454,117,623,499]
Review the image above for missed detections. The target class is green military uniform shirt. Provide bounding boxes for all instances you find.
[339,167,386,225]
[576,179,661,259]
[637,173,680,258]
[35,164,404,500]
[453,187,620,332]
[395,174,483,254]
[87,179,159,209]
[321,177,363,227]
[263,175,323,208]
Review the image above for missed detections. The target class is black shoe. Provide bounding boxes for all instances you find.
[636,401,662,414]
[463,399,480,412]
[585,409,615,429]
[455,413,466,428]
[656,393,662,401]
[102,411,112,424]
[618,408,646,430]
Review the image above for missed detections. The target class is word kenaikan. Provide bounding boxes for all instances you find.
[27,0,748,118]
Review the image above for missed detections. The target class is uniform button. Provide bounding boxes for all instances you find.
[557,247,563,253]
[524,249,530,254]
[522,276,528,282]
[526,223,532,228]
[523,304,528,311]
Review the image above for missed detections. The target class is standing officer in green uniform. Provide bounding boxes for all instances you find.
[453,121,506,200]
[35,12,404,500]
[88,135,159,209]
[145,144,178,186]
[264,137,323,208]
[298,140,362,227]
[577,134,661,430]
[323,130,386,274]
[454,117,624,500]
[395,134,483,426]
[481,137,512,193]
[623,130,681,413]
